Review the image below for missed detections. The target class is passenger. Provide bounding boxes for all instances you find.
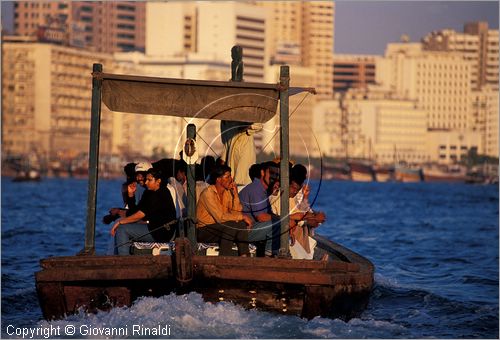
[195,156,214,201]
[290,164,326,228]
[103,162,136,225]
[248,163,261,182]
[239,161,281,257]
[106,161,151,221]
[196,164,252,256]
[168,159,187,217]
[111,168,177,255]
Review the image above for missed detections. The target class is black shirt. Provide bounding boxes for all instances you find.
[137,186,176,241]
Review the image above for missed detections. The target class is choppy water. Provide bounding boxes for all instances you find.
[1,178,498,338]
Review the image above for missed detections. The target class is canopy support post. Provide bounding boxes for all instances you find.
[279,65,290,258]
[186,124,197,250]
[80,63,102,256]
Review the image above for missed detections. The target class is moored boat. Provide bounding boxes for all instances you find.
[35,47,374,321]
[394,164,423,182]
[373,165,394,182]
[348,161,375,182]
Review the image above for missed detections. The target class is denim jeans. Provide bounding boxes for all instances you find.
[114,222,156,255]
[248,218,281,256]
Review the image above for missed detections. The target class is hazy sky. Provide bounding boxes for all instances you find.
[1,1,499,56]
[335,1,499,55]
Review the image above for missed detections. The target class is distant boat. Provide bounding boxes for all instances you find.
[394,164,423,182]
[373,165,394,182]
[423,165,466,183]
[12,169,41,182]
[348,161,375,182]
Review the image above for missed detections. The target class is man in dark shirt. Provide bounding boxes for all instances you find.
[111,168,176,255]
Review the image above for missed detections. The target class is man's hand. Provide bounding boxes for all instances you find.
[242,215,253,229]
[109,208,127,217]
[302,184,310,200]
[110,220,121,236]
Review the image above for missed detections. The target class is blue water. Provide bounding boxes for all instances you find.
[1,178,498,338]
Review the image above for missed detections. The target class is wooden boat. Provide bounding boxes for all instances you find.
[394,164,423,182]
[348,160,375,182]
[35,47,374,321]
[373,165,394,182]
[423,165,466,183]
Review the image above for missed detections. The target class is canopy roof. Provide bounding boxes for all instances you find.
[100,72,280,123]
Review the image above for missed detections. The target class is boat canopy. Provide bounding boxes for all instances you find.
[100,73,280,123]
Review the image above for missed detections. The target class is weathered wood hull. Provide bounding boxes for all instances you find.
[35,236,374,321]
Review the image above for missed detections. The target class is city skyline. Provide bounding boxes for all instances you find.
[2,1,499,55]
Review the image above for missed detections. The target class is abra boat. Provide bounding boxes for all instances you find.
[35,47,374,321]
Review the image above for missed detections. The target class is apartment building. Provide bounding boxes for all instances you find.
[422,21,499,90]
[377,43,473,131]
[12,1,145,53]
[313,89,428,164]
[259,2,334,99]
[1,37,115,163]
[333,54,379,93]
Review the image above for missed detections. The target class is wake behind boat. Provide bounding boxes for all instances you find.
[35,47,374,321]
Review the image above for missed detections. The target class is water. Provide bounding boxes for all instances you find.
[2,177,498,338]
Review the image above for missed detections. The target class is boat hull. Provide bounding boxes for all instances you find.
[35,237,374,321]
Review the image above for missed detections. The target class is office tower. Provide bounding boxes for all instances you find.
[12,1,145,53]
[1,37,115,164]
[259,2,334,99]
[422,21,499,90]
[333,54,379,93]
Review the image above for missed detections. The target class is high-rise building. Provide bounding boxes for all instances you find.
[422,21,499,90]
[333,54,379,93]
[259,2,334,99]
[12,1,145,53]
[1,37,115,164]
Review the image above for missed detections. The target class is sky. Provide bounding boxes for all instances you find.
[335,1,499,55]
[1,1,499,55]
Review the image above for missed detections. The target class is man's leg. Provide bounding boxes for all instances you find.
[224,221,250,256]
[115,223,156,255]
[197,224,236,256]
[249,221,273,256]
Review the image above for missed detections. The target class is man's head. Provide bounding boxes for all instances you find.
[209,164,233,190]
[145,168,162,191]
[135,161,152,187]
[174,159,187,184]
[259,161,280,190]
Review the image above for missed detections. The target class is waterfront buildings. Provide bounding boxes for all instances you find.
[1,37,116,167]
[333,54,378,93]
[12,1,145,53]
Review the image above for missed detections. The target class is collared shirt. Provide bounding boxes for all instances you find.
[196,185,244,227]
[238,178,271,223]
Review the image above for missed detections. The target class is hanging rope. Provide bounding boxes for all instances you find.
[261,92,311,153]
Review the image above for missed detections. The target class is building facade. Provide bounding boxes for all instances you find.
[333,54,379,93]
[12,1,145,53]
[422,21,499,90]
[2,37,115,166]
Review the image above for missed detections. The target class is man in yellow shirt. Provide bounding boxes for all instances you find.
[196,164,253,256]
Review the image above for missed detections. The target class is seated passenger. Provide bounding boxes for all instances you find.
[111,168,177,255]
[106,161,151,221]
[196,164,252,256]
[239,161,281,257]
